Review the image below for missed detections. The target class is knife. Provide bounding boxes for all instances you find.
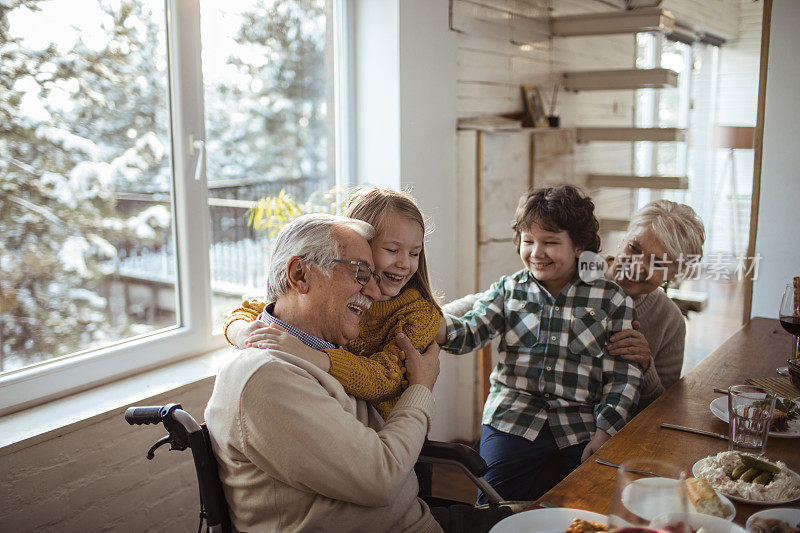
[660,422,728,441]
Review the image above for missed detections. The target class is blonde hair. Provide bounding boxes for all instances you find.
[626,200,706,277]
[345,187,442,314]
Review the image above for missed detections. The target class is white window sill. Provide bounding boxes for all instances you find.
[0,346,236,457]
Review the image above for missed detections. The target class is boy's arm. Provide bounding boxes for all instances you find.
[594,291,642,437]
[442,291,484,316]
[223,298,268,346]
[441,280,508,354]
[326,301,441,404]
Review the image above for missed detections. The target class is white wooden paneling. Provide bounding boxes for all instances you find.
[717,0,761,125]
[478,131,530,241]
[458,81,518,99]
[662,0,739,40]
[457,131,479,296]
[455,0,552,118]
[478,240,522,289]
[451,0,549,45]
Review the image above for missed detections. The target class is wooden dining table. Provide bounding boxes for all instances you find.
[534,317,800,526]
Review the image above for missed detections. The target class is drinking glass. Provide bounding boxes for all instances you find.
[728,384,776,456]
[779,283,800,360]
[607,459,691,533]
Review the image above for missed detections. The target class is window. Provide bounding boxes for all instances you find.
[633,32,692,208]
[0,0,342,414]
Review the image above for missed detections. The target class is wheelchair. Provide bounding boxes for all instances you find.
[125,403,508,533]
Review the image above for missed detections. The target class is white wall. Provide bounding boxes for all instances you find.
[750,0,800,319]
[354,0,399,190]
[0,382,213,531]
[353,0,463,440]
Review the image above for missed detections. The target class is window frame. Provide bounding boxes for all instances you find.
[0,0,344,416]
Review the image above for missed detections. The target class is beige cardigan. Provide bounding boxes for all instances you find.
[204,347,442,533]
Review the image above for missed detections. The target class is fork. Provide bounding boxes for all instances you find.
[595,457,662,477]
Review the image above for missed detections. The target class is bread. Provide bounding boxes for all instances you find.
[686,477,726,518]
[566,518,608,533]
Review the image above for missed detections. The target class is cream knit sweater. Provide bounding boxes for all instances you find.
[632,288,685,410]
[204,347,442,533]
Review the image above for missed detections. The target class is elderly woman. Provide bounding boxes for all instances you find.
[444,199,705,411]
[604,200,705,409]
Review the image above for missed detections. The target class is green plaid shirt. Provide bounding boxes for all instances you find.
[443,270,641,449]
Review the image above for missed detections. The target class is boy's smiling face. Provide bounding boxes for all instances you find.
[519,220,583,296]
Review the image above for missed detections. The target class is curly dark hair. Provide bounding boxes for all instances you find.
[512,185,601,253]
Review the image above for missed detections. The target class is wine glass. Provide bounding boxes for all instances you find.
[607,459,691,533]
[779,283,800,360]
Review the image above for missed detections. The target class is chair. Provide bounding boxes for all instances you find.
[125,403,232,533]
[125,404,505,532]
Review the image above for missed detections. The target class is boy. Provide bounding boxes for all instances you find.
[437,186,641,503]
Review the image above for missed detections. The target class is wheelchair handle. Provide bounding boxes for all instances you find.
[124,403,182,426]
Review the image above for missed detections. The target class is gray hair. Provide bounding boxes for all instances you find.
[265,213,375,301]
[626,200,706,277]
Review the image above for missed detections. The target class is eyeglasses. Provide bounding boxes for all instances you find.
[331,259,381,287]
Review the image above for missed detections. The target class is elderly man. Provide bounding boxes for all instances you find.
[204,213,443,532]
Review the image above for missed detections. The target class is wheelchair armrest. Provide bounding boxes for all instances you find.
[419,439,487,477]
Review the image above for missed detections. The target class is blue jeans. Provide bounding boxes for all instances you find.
[476,423,586,505]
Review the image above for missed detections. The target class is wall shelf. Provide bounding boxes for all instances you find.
[598,218,630,232]
[587,174,688,190]
[550,7,675,37]
[562,68,678,91]
[577,127,686,143]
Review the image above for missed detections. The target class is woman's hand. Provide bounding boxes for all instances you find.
[580,429,611,462]
[606,320,651,372]
[247,323,331,371]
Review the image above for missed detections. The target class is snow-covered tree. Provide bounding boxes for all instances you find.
[0,0,329,371]
[0,0,170,369]
[204,0,327,185]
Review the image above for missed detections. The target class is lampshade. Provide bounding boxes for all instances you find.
[711,126,755,150]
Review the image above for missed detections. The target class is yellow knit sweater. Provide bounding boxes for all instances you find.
[222,288,441,419]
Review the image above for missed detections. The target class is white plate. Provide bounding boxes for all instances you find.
[651,512,746,533]
[621,477,736,521]
[709,396,800,438]
[692,457,800,505]
[489,508,607,533]
[746,508,800,531]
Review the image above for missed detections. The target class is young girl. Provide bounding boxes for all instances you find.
[436,185,642,503]
[223,187,442,420]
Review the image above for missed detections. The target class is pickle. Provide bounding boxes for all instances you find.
[739,468,761,482]
[730,464,749,480]
[753,471,774,485]
[739,454,782,474]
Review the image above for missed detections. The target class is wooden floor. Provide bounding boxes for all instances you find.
[681,278,746,375]
[431,278,747,501]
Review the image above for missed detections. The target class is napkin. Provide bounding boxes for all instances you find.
[746,377,800,400]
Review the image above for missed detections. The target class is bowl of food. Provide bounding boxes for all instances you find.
[692,452,800,505]
[746,508,800,533]
[651,512,746,533]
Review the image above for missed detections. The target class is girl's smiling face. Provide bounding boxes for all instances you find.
[370,211,423,301]
[519,220,582,296]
